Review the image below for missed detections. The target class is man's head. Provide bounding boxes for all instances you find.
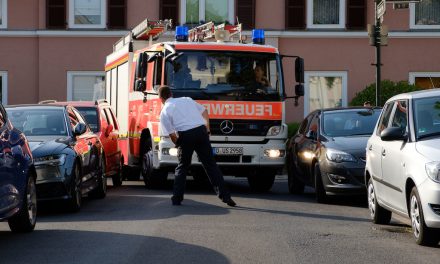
[158,85,172,103]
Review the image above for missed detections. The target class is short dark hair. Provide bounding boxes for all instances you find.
[158,86,172,100]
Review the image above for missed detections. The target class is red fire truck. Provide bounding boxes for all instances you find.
[105,19,304,191]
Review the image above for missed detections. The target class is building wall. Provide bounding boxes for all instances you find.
[0,0,439,123]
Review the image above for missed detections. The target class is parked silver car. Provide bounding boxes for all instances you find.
[365,89,440,246]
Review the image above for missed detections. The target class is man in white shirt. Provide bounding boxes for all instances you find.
[159,86,236,207]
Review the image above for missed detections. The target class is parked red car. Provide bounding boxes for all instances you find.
[40,100,124,186]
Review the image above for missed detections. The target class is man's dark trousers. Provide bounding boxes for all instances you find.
[174,125,231,202]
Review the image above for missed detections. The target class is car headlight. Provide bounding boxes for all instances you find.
[34,154,66,166]
[425,162,440,183]
[162,148,178,157]
[325,149,357,163]
[267,126,281,136]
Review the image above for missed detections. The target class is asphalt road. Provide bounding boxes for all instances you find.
[1,175,439,264]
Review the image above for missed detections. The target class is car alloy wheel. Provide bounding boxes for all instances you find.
[410,194,421,239]
[27,176,37,226]
[368,181,376,219]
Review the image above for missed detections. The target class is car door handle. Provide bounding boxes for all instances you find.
[382,150,386,157]
[368,145,372,151]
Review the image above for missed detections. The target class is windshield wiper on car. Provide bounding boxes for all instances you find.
[417,131,440,140]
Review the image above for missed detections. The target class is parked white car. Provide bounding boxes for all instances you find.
[365,89,440,246]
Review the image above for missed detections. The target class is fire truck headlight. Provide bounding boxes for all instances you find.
[267,126,281,136]
[264,149,285,158]
[162,148,178,156]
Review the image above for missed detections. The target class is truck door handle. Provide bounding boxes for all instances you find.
[382,150,386,157]
[368,145,372,151]
[88,142,93,146]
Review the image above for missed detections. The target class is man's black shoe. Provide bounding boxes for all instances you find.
[222,198,236,207]
[171,196,182,206]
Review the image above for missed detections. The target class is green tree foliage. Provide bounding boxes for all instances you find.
[350,80,419,107]
[288,122,300,138]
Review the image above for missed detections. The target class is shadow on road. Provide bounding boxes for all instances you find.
[0,230,230,264]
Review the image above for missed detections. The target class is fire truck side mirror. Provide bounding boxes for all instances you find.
[295,57,304,84]
[295,84,304,97]
[135,52,148,80]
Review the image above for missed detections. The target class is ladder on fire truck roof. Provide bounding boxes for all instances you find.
[113,18,173,51]
[188,21,242,42]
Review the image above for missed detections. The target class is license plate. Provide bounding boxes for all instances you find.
[213,147,243,156]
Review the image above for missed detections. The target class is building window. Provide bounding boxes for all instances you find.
[410,1,440,29]
[47,0,66,29]
[304,71,347,116]
[180,0,234,25]
[409,72,440,89]
[67,72,105,101]
[0,0,7,29]
[0,71,7,105]
[307,0,345,29]
[69,0,106,28]
[108,0,126,29]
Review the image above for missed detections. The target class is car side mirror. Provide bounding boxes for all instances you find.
[73,122,87,136]
[306,130,317,140]
[105,124,113,137]
[380,127,407,141]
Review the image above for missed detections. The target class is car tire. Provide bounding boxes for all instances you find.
[90,155,107,199]
[247,169,276,192]
[367,178,392,225]
[287,155,305,194]
[67,164,82,212]
[8,171,37,233]
[410,187,439,246]
[112,157,123,187]
[314,163,328,203]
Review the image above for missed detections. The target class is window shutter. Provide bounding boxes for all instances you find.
[285,0,305,29]
[160,0,178,26]
[108,0,127,29]
[236,0,255,29]
[347,0,366,30]
[47,0,66,29]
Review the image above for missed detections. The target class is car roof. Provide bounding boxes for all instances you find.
[387,88,440,102]
[314,106,382,114]
[6,104,67,109]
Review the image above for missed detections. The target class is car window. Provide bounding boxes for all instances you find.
[307,113,319,139]
[322,109,381,137]
[106,108,119,130]
[103,108,114,128]
[414,96,440,139]
[390,100,408,133]
[7,108,67,136]
[68,108,79,129]
[298,114,313,135]
[376,102,394,136]
[76,107,99,133]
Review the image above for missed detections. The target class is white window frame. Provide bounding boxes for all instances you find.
[304,71,348,116]
[0,71,7,105]
[307,0,345,29]
[67,71,105,101]
[409,72,440,87]
[410,2,440,29]
[0,0,7,29]
[180,0,235,25]
[68,0,106,29]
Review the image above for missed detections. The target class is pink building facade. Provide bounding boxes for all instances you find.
[0,0,439,122]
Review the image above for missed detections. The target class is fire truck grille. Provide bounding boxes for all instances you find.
[210,119,281,136]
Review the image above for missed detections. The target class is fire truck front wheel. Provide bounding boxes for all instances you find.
[247,169,276,192]
[142,151,168,189]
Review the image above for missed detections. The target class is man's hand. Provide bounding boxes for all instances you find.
[169,133,178,145]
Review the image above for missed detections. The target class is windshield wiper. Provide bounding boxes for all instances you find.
[417,131,440,140]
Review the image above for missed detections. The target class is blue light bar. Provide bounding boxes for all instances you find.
[175,26,189,42]
[252,29,265,45]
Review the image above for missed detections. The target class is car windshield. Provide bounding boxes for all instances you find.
[322,109,381,137]
[414,96,440,140]
[165,51,282,101]
[6,107,68,136]
[76,107,99,133]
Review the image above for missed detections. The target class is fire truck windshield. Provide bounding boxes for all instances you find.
[165,51,282,102]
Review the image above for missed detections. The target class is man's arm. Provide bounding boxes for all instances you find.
[202,110,210,133]
[169,133,178,144]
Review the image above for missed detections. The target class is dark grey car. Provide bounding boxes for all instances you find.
[286,107,381,203]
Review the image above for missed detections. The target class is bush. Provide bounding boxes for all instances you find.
[350,80,419,107]
[287,122,300,138]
